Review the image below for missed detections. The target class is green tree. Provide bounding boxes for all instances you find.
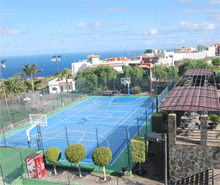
[65,144,86,177]
[178,59,213,76]
[144,49,152,53]
[133,65,145,83]
[151,64,178,81]
[2,77,27,96]
[122,65,144,85]
[77,65,119,93]
[212,58,220,66]
[92,147,112,181]
[24,80,40,91]
[14,63,43,92]
[45,147,61,175]
[60,68,73,93]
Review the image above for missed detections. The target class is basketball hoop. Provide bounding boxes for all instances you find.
[124,81,127,86]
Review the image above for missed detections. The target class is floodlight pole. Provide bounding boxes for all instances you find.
[169,55,174,84]
[0,60,11,126]
[51,55,63,105]
[151,57,158,95]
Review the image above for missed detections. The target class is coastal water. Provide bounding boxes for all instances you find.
[1,49,172,79]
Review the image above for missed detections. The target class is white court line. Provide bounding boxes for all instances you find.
[41,98,98,133]
[93,97,144,107]
[61,121,130,125]
[0,96,96,142]
[32,131,65,148]
[108,97,114,106]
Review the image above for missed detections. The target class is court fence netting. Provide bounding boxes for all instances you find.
[0,76,172,131]
[0,81,174,184]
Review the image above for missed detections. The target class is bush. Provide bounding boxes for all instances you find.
[92,147,112,167]
[209,114,220,125]
[45,147,61,175]
[104,86,108,91]
[151,113,163,133]
[65,144,86,177]
[131,136,147,163]
[65,144,86,164]
[131,86,142,94]
[212,58,220,66]
[92,147,112,181]
[131,136,148,175]
[159,110,168,121]
[45,147,61,164]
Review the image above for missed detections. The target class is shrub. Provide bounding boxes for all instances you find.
[151,113,163,133]
[92,147,112,181]
[131,86,142,94]
[65,144,86,177]
[45,147,61,175]
[212,58,220,66]
[160,110,168,121]
[209,114,220,125]
[104,86,108,91]
[131,136,148,175]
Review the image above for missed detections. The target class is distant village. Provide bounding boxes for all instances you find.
[47,43,220,94]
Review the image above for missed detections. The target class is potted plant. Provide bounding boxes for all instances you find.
[209,114,220,129]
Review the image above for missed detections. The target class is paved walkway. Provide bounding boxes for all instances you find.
[42,170,164,185]
[42,142,165,185]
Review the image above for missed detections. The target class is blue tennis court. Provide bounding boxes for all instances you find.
[0,96,156,165]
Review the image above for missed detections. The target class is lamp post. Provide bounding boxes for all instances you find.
[169,55,174,83]
[51,55,63,105]
[150,57,159,95]
[0,60,11,146]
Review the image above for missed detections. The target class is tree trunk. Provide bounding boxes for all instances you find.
[139,163,142,175]
[53,163,57,175]
[77,163,82,177]
[102,166,106,181]
[31,75,34,92]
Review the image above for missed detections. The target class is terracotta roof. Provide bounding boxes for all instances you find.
[159,68,220,112]
[159,86,220,112]
[90,63,126,67]
[87,55,100,58]
[184,69,213,76]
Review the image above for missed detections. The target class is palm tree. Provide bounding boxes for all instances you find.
[60,68,73,93]
[14,63,43,92]
[3,77,27,95]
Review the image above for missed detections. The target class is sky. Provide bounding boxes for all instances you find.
[1,0,220,56]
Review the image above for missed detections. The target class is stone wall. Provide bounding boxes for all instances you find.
[168,113,220,182]
[169,144,220,182]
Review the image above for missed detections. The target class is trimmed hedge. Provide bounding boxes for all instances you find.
[65,144,86,164]
[151,113,163,133]
[45,147,61,164]
[92,147,112,167]
[130,136,148,163]
[160,110,168,121]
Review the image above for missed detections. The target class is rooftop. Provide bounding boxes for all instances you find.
[159,68,220,112]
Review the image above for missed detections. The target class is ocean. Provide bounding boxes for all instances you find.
[1,49,172,79]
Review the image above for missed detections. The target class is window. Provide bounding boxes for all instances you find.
[52,87,57,91]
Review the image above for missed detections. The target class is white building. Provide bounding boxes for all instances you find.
[71,54,141,76]
[48,78,75,94]
[157,50,208,66]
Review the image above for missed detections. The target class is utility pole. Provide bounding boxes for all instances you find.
[0,60,11,126]
[51,55,64,106]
